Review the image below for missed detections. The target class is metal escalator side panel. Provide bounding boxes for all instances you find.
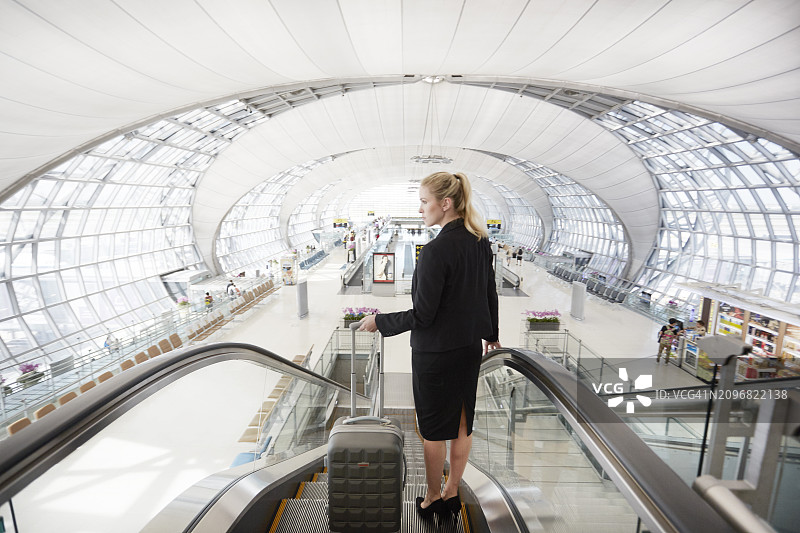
[164,446,326,533]
[461,463,524,533]
[0,342,366,531]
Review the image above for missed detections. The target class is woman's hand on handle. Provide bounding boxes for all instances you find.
[359,314,378,332]
[483,339,502,355]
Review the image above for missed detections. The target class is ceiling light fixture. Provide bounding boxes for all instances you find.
[413,76,451,165]
[411,155,452,164]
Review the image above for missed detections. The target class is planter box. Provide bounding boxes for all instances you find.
[527,321,560,331]
[344,319,363,328]
[18,371,44,389]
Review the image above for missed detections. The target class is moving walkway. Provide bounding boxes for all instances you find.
[0,343,778,532]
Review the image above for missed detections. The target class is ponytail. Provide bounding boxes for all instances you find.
[420,171,488,240]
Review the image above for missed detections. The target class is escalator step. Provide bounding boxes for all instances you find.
[401,500,467,533]
[301,479,448,508]
[269,499,328,533]
[269,498,468,533]
[298,482,327,500]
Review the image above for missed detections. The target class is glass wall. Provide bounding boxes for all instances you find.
[595,102,800,305]
[216,156,337,275]
[0,101,265,370]
[288,182,338,248]
[458,80,800,305]
[479,152,629,278]
[491,182,543,250]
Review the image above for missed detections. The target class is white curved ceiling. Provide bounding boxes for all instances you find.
[1,0,798,283]
[195,81,657,272]
[2,0,798,197]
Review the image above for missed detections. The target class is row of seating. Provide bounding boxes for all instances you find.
[186,310,230,342]
[236,348,313,449]
[585,278,628,303]
[6,333,186,436]
[550,264,583,283]
[550,265,627,304]
[299,250,327,270]
[230,280,278,318]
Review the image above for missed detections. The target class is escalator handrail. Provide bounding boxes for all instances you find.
[501,265,521,288]
[0,342,367,504]
[482,348,734,533]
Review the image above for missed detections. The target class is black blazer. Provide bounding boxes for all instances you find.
[375,218,499,351]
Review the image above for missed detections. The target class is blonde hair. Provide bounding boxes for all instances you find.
[421,171,487,239]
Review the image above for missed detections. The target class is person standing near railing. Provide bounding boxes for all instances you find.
[360,171,501,521]
[204,292,213,313]
[657,321,677,363]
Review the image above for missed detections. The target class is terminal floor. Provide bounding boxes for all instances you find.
[12,246,703,532]
[217,246,703,389]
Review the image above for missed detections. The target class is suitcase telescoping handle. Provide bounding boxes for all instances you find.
[349,319,385,419]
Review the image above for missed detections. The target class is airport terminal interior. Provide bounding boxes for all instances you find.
[0,1,798,532]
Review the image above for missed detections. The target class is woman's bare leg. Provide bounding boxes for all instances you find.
[421,438,446,506]
[442,406,471,499]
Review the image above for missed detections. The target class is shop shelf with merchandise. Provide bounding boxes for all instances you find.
[676,282,800,381]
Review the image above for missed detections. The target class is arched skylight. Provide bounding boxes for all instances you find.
[0,101,264,366]
[216,156,337,275]
[595,102,800,305]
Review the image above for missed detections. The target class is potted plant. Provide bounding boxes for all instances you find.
[343,307,380,327]
[176,296,190,307]
[524,309,561,331]
[17,363,44,389]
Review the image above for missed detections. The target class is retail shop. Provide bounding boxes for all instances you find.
[678,283,799,382]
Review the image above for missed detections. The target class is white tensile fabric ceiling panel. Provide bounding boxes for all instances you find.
[275,145,545,242]
[194,82,657,273]
[1,0,796,218]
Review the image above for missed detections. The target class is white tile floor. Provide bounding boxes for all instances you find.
[216,244,703,389]
[11,244,702,533]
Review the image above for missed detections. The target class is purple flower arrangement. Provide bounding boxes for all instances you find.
[524,309,561,323]
[176,296,189,306]
[343,307,380,320]
[19,363,40,374]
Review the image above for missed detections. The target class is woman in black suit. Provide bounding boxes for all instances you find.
[360,171,501,520]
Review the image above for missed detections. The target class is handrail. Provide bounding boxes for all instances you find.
[0,276,278,429]
[0,342,368,504]
[693,476,777,533]
[482,348,733,533]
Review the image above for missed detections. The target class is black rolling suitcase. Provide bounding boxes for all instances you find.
[327,321,405,533]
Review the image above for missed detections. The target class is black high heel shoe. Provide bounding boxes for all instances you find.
[415,497,445,520]
[442,493,462,516]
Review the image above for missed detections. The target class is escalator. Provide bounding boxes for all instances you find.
[0,344,746,532]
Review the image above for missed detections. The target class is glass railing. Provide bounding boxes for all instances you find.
[473,363,644,532]
[312,327,378,396]
[0,343,366,533]
[521,327,615,388]
[521,327,799,531]
[0,276,278,435]
[474,348,782,533]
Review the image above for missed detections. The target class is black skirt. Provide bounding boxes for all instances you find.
[412,340,482,441]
